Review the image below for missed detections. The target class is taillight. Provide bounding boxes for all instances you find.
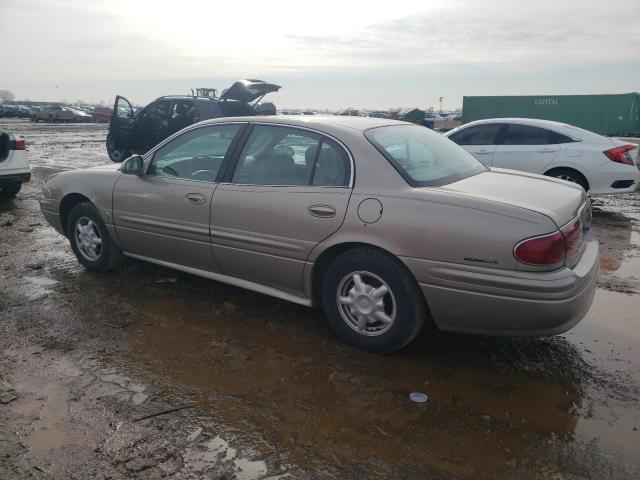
[12,138,26,150]
[514,217,583,267]
[604,144,635,166]
[561,218,582,258]
[514,231,566,266]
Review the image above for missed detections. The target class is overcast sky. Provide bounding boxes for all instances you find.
[1,0,639,109]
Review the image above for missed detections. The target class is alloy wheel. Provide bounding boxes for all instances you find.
[336,271,396,336]
[74,216,102,261]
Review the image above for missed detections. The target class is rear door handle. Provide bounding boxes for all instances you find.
[537,148,558,153]
[185,193,206,205]
[308,205,336,218]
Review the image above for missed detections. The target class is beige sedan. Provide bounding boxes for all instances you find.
[40,116,599,352]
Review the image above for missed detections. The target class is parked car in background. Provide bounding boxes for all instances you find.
[91,107,112,123]
[106,79,280,162]
[32,105,75,123]
[445,118,639,194]
[67,108,92,123]
[0,129,30,197]
[40,116,598,353]
[0,105,30,118]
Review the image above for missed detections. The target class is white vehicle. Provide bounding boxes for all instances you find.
[445,118,639,194]
[0,130,30,197]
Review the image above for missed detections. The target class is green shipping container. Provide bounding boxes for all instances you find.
[462,93,640,136]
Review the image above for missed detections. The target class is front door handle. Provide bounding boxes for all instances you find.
[537,148,558,153]
[185,193,206,205]
[308,205,336,218]
[475,150,492,155]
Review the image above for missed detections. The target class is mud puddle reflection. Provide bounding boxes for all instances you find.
[80,273,638,478]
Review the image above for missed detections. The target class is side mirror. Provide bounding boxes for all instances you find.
[121,155,144,176]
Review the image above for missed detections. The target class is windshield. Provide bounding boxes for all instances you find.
[365,124,487,187]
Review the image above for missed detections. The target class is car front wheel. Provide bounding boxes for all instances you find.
[322,248,426,353]
[106,133,130,163]
[67,202,123,272]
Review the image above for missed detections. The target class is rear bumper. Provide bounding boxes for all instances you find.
[587,162,640,194]
[0,172,31,187]
[401,238,600,336]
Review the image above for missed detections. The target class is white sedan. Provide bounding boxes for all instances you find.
[444,118,639,194]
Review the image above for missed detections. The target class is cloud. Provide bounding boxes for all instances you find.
[1,0,638,106]
[286,0,640,70]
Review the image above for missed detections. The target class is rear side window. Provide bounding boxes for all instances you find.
[311,140,349,187]
[448,124,502,145]
[503,124,553,145]
[366,124,487,187]
[547,130,577,144]
[231,125,350,186]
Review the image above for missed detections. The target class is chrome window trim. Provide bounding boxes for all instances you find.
[141,120,355,188]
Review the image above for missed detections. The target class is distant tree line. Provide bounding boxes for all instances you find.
[0,89,16,104]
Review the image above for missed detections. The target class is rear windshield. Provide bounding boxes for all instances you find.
[365,125,487,187]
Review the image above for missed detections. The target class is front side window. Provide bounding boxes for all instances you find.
[231,125,350,186]
[366,125,487,187]
[116,97,133,118]
[448,124,502,145]
[503,124,552,145]
[148,124,241,182]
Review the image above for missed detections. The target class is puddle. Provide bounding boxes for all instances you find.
[562,289,640,467]
[0,275,58,308]
[8,357,98,477]
[185,434,268,479]
[101,287,631,478]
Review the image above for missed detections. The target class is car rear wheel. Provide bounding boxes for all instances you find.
[67,202,123,272]
[106,133,129,163]
[321,248,426,353]
[546,168,589,191]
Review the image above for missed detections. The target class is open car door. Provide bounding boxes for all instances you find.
[110,96,136,147]
[219,79,281,104]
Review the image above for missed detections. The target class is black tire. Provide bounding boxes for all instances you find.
[106,133,129,163]
[546,168,589,191]
[321,248,426,353]
[67,202,124,272]
[0,184,21,197]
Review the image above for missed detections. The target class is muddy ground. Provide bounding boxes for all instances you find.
[0,118,639,480]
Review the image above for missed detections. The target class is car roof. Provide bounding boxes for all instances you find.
[200,115,404,132]
[454,117,607,142]
[464,117,575,129]
[157,95,215,101]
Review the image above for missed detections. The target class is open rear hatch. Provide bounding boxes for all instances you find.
[220,79,281,104]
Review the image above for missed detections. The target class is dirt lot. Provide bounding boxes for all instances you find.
[1,118,639,479]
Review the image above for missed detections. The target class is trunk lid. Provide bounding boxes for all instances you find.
[442,168,586,228]
[220,79,281,103]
